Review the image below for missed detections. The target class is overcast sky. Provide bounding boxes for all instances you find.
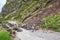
[0,0,7,12]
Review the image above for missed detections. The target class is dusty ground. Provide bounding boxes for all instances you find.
[14,28,60,40]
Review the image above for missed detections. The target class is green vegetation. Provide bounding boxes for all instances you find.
[0,26,12,40]
[0,31,11,40]
[40,14,60,32]
[0,14,3,22]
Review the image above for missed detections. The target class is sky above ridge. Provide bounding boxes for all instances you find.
[0,0,7,12]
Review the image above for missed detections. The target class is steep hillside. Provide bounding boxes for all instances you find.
[1,0,49,23]
[2,0,60,28]
[22,0,60,28]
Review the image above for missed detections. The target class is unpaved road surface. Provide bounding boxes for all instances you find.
[14,28,60,40]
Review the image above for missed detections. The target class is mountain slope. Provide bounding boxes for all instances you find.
[22,0,60,27]
[1,0,49,23]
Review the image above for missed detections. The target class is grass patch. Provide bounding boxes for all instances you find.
[40,15,60,32]
[0,26,13,40]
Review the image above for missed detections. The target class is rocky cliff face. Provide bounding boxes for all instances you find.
[22,0,60,28]
[1,0,49,22]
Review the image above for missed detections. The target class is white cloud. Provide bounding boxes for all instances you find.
[0,0,7,12]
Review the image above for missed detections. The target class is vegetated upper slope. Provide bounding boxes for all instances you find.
[1,0,49,23]
[0,13,3,22]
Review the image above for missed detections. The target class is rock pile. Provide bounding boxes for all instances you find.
[1,22,22,38]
